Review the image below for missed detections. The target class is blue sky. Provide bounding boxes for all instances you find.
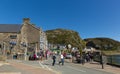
[0,0,120,41]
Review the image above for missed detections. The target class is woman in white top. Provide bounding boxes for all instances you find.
[59,54,64,65]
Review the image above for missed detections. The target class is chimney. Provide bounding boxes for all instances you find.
[23,18,30,24]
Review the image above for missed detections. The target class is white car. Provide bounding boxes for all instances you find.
[65,54,72,59]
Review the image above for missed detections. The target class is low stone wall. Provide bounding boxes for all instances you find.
[0,55,6,61]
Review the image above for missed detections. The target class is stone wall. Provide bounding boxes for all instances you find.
[0,33,19,44]
[20,19,40,51]
[0,32,20,54]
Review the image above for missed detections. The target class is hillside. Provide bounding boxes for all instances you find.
[45,28,85,48]
[84,38,120,50]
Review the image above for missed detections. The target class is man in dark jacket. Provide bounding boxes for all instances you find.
[52,54,56,66]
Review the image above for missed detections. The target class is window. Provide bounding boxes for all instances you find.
[10,35,17,39]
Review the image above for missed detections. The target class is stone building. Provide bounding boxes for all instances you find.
[40,29,48,50]
[0,18,44,56]
[0,24,20,55]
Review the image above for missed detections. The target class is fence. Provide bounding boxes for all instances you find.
[94,55,120,66]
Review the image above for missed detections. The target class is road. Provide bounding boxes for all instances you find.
[7,57,113,74]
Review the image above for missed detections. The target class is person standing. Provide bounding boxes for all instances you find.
[59,53,64,65]
[52,54,56,66]
[33,53,36,60]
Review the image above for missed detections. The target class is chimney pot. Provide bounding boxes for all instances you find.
[23,18,30,24]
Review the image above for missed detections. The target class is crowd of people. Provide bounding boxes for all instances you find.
[28,50,65,66]
[72,51,94,64]
[29,50,50,61]
[28,49,96,67]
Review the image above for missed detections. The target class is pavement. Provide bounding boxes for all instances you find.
[0,59,119,74]
[65,59,120,74]
[34,56,113,74]
[0,61,56,74]
[83,62,120,74]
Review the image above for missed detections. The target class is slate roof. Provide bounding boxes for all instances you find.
[0,24,22,33]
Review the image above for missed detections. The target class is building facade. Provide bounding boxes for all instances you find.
[40,30,48,50]
[0,18,47,57]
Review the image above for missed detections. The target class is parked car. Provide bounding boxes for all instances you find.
[76,54,81,63]
[65,54,72,59]
[29,54,39,60]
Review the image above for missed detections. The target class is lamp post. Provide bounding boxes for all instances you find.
[25,46,27,61]
[100,51,104,69]
[3,42,6,56]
